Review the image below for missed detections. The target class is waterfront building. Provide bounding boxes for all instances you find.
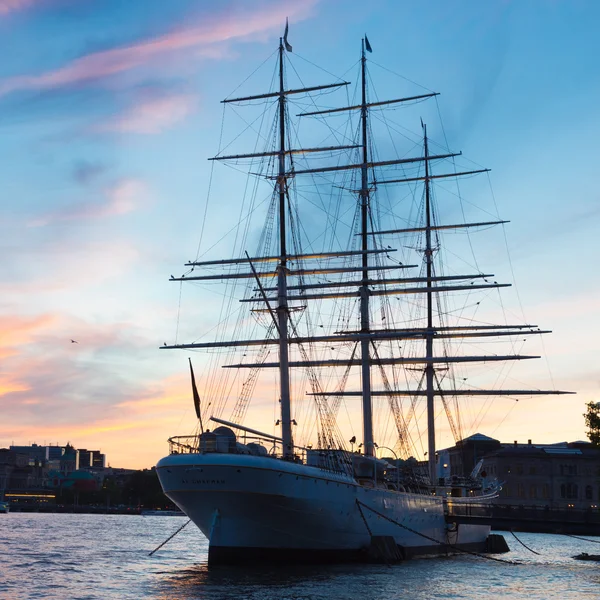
[60,444,79,474]
[9,444,49,465]
[78,449,93,468]
[70,448,106,470]
[47,445,65,461]
[0,449,26,492]
[436,433,501,483]
[437,435,600,510]
[0,449,46,490]
[92,452,106,468]
[9,444,70,465]
[483,441,600,510]
[1,443,108,492]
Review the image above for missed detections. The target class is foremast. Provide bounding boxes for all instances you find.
[163,27,354,457]
[276,37,293,459]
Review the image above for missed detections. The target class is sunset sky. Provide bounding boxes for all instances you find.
[1,0,599,469]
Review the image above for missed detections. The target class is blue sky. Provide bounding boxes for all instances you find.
[0,0,598,467]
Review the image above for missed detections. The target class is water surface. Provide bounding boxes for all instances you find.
[1,513,598,599]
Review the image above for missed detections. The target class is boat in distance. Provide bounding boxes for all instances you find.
[156,24,570,565]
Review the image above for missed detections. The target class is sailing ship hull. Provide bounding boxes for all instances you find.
[156,452,490,564]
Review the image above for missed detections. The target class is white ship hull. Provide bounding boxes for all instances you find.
[156,452,491,564]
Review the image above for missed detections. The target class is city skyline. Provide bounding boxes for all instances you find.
[1,0,599,468]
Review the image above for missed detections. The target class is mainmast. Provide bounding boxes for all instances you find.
[359,39,374,457]
[422,124,436,486]
[276,37,294,459]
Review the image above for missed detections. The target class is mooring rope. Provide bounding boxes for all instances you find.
[355,500,520,565]
[356,499,373,536]
[562,533,600,545]
[509,530,541,555]
[148,519,191,556]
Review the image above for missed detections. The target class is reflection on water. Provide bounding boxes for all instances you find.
[157,563,363,600]
[1,513,599,600]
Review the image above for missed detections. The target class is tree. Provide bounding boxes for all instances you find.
[584,402,600,446]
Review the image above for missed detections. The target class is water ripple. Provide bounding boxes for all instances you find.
[0,513,598,599]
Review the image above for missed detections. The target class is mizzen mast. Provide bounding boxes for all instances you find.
[359,38,374,457]
[422,123,436,486]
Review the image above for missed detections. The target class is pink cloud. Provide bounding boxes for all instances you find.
[0,1,318,97]
[0,0,39,16]
[0,323,192,468]
[94,92,197,135]
[0,314,57,358]
[29,178,147,226]
[102,178,147,214]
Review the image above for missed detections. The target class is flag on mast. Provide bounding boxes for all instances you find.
[365,35,372,53]
[284,18,293,52]
[188,357,204,432]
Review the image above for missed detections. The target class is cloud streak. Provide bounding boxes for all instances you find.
[0,320,192,467]
[29,178,148,226]
[0,314,57,357]
[0,313,159,417]
[0,0,317,98]
[93,92,197,135]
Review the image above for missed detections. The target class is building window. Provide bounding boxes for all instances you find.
[530,485,537,499]
[516,464,524,475]
[517,484,525,498]
[529,466,536,475]
[586,486,593,501]
[542,484,549,499]
[560,464,578,476]
[562,483,578,499]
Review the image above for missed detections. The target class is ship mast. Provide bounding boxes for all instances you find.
[359,39,374,457]
[422,124,436,485]
[276,37,293,459]
[164,33,573,465]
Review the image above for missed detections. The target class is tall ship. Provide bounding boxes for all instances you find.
[156,27,569,564]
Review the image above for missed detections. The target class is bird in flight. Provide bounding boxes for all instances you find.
[71,339,79,344]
